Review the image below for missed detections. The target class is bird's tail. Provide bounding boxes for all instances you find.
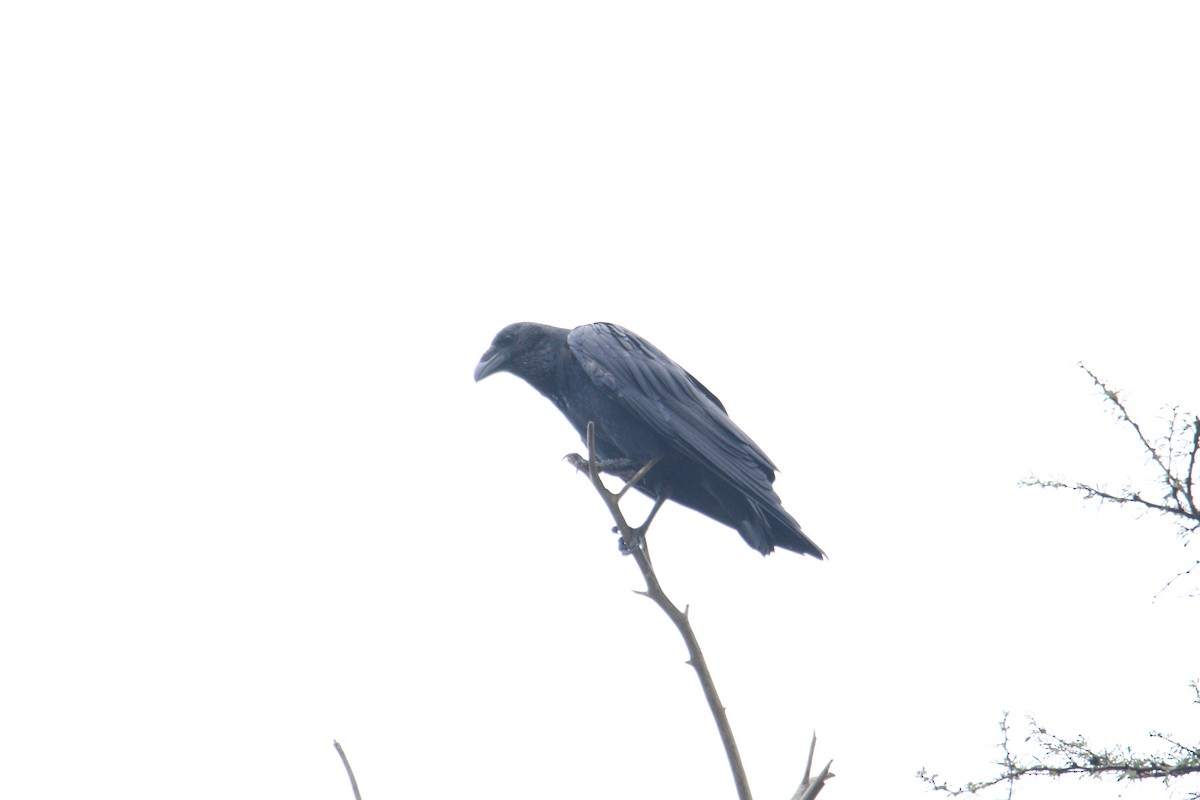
[738,503,825,559]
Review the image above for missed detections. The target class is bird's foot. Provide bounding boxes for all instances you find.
[564,454,640,479]
[616,525,649,557]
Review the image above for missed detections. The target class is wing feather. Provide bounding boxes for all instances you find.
[568,323,781,504]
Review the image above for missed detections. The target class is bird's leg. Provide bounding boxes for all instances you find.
[572,426,666,557]
[621,491,667,557]
[636,492,668,534]
[616,456,661,500]
[615,462,665,557]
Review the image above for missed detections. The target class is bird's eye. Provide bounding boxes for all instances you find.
[498,332,516,346]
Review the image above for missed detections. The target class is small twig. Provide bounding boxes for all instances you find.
[1083,366,1173,485]
[1185,416,1199,516]
[802,731,816,785]
[1001,713,1016,800]
[333,740,363,800]
[1156,558,1200,599]
[1021,477,1184,517]
[791,732,834,800]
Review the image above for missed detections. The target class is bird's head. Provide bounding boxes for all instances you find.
[474,322,567,385]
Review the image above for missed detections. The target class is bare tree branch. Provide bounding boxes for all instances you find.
[1021,477,1183,516]
[333,740,363,800]
[919,709,1200,799]
[573,421,752,800]
[1079,366,1175,488]
[1021,365,1200,550]
[925,369,1200,797]
[791,732,835,800]
[569,421,831,800]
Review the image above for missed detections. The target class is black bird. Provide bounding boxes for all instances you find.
[474,322,824,558]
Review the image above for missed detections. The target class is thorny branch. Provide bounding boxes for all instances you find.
[1021,364,1200,595]
[919,709,1200,799]
[923,368,1200,798]
[569,421,831,800]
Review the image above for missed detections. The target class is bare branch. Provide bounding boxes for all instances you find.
[1081,365,1174,486]
[333,740,363,800]
[935,370,1200,797]
[793,759,834,800]
[1021,476,1191,518]
[792,733,835,800]
[1186,416,1199,516]
[576,422,756,800]
[920,710,1200,798]
[1156,558,1200,599]
[1023,367,1200,580]
[572,422,833,800]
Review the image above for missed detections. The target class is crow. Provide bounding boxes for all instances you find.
[474,322,824,558]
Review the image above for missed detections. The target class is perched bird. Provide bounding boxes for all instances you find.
[474,322,824,558]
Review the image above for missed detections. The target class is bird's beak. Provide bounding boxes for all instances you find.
[474,348,506,382]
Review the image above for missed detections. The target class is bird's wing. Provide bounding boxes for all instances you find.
[568,323,781,494]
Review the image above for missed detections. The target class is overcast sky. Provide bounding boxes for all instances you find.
[3,3,1198,799]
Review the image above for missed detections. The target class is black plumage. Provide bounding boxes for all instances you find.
[474,321,824,558]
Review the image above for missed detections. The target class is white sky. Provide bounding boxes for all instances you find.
[2,3,1198,799]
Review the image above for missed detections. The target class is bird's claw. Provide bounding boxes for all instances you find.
[617,527,648,556]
